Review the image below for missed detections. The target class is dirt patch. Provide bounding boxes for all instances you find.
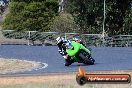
[0,59,33,71]
[0,70,132,88]
[0,74,75,84]
[0,58,44,74]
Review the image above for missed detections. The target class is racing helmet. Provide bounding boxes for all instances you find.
[56,37,65,44]
[65,40,73,49]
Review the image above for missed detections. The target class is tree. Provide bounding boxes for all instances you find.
[124,9,132,34]
[2,0,59,32]
[105,0,132,35]
[49,13,78,33]
[66,0,132,35]
[65,0,103,34]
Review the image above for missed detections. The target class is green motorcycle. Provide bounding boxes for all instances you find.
[66,41,95,65]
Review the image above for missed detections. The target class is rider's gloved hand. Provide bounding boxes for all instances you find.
[63,54,69,59]
[63,56,67,59]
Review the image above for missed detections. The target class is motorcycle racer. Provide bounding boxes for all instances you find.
[56,37,93,66]
[56,37,75,66]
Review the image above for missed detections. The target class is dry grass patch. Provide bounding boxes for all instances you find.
[0,70,132,88]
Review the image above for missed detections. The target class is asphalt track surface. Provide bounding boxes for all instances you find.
[0,45,132,75]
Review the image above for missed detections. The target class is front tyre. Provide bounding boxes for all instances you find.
[79,53,95,65]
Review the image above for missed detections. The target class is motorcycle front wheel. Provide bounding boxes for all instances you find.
[78,52,94,65]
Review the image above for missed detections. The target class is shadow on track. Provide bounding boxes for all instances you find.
[67,63,100,67]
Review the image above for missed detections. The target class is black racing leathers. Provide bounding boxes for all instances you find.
[57,41,74,66]
[57,41,67,56]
